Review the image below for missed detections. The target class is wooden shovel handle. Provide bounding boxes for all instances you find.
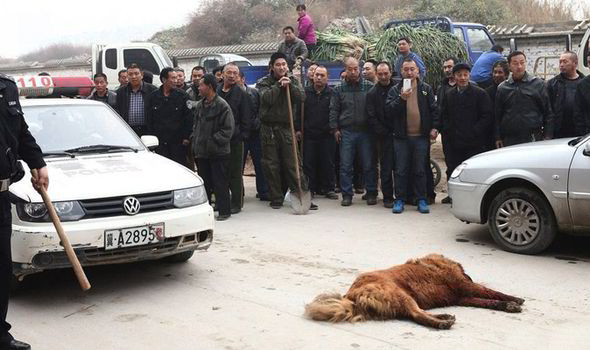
[31,169,91,291]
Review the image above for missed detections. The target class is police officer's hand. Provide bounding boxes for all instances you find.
[279,76,291,88]
[495,140,504,149]
[32,167,49,193]
[333,130,341,144]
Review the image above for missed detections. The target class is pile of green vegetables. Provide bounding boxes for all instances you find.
[311,24,469,87]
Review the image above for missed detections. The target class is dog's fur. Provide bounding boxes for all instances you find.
[304,254,524,329]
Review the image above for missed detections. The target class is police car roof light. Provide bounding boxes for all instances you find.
[14,75,94,98]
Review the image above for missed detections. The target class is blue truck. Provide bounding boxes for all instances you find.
[383,16,496,64]
[241,16,496,86]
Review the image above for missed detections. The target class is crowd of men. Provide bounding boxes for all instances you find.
[84,4,590,221]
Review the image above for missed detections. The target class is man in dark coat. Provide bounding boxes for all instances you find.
[115,63,157,136]
[366,62,395,208]
[547,51,585,138]
[146,67,193,167]
[485,60,509,150]
[217,63,252,214]
[495,51,554,147]
[192,74,234,221]
[297,66,338,199]
[434,63,493,204]
[386,58,439,214]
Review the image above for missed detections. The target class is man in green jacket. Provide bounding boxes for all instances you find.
[256,52,316,210]
[192,74,235,221]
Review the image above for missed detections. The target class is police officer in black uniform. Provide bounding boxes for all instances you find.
[0,73,49,350]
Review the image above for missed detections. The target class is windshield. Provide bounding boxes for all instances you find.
[23,104,145,154]
[154,46,174,68]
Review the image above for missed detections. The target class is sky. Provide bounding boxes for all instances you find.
[1,0,201,58]
[2,0,587,59]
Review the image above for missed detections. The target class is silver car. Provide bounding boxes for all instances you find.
[448,135,590,255]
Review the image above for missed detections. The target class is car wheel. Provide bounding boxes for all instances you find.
[164,250,195,263]
[487,187,556,255]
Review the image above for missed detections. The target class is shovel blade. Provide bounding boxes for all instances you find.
[287,190,311,215]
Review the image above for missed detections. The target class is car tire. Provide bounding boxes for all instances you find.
[487,187,556,255]
[164,250,195,263]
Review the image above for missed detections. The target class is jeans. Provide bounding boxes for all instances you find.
[394,136,429,202]
[243,132,269,197]
[339,130,376,197]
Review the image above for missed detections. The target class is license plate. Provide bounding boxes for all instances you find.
[104,223,165,250]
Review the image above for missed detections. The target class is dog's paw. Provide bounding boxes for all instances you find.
[434,314,456,321]
[513,297,525,305]
[437,319,455,330]
[505,302,522,313]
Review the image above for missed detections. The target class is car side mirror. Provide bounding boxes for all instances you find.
[141,135,159,150]
[583,142,590,157]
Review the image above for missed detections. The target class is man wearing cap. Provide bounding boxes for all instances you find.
[434,62,493,204]
[256,52,316,210]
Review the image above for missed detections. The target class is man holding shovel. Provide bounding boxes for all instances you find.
[256,53,317,212]
[1,73,49,350]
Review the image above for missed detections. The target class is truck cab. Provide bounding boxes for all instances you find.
[199,54,252,72]
[578,27,590,76]
[92,43,174,89]
[383,17,496,63]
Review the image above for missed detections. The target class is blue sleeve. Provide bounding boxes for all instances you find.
[414,54,427,80]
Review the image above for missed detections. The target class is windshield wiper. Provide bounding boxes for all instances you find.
[43,151,75,158]
[64,145,139,154]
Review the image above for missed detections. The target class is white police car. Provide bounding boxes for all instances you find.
[11,97,213,280]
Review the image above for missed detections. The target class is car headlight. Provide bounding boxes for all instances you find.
[451,163,468,179]
[17,201,85,222]
[173,186,207,208]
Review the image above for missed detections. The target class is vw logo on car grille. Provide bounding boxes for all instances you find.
[123,196,141,215]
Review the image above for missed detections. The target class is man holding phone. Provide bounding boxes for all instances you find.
[386,58,439,214]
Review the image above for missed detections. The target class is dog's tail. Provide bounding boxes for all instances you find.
[304,293,364,323]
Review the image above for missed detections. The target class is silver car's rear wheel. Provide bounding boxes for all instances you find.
[495,199,540,245]
[488,187,556,254]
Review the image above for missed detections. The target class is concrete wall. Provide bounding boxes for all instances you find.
[495,33,585,79]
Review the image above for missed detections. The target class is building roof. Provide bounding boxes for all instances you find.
[167,42,279,58]
[488,19,590,38]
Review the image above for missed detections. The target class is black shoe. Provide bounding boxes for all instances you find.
[216,214,231,221]
[270,201,283,209]
[325,191,339,200]
[341,196,352,207]
[383,198,394,208]
[4,340,31,350]
[366,195,377,205]
[310,203,319,210]
[258,194,270,201]
[231,207,241,214]
[442,196,452,204]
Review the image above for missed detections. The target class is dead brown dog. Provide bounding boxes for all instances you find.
[304,254,524,329]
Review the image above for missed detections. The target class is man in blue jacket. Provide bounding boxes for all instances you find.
[393,37,426,81]
[471,45,504,88]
